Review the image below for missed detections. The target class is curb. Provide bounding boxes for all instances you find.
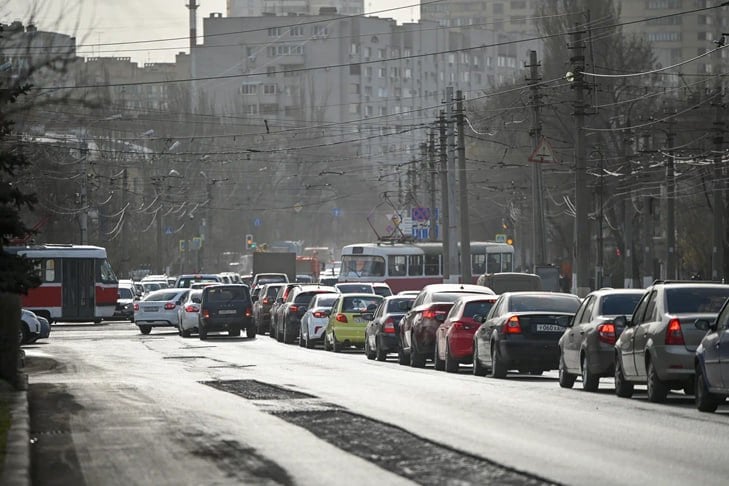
[1,373,31,486]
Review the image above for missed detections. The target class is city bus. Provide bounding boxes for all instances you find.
[6,244,119,323]
[338,241,514,293]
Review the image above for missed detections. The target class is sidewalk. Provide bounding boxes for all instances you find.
[0,362,30,486]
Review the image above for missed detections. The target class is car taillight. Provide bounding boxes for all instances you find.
[313,311,326,318]
[597,322,616,345]
[245,307,252,317]
[290,305,299,313]
[185,304,199,313]
[665,318,685,345]
[134,303,139,311]
[202,309,210,318]
[504,316,522,334]
[422,308,436,319]
[383,317,396,334]
[452,321,473,331]
[164,302,176,310]
[336,313,348,323]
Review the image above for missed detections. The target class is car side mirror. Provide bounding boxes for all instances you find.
[436,314,447,322]
[473,314,485,323]
[361,312,374,321]
[252,296,259,303]
[323,309,331,317]
[614,315,629,328]
[695,318,716,332]
[276,298,284,304]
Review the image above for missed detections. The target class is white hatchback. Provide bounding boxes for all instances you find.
[178,290,203,337]
[300,293,339,348]
[134,289,189,335]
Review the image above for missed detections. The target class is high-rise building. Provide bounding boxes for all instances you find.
[226,0,364,17]
[420,0,542,35]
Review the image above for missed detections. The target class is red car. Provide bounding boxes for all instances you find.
[434,295,498,373]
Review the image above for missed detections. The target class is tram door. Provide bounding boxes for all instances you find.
[62,258,96,320]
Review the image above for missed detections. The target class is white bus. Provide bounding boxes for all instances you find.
[339,241,514,293]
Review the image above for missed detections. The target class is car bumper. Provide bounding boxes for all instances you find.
[331,324,366,344]
[307,320,328,339]
[497,340,561,371]
[652,345,695,383]
[378,333,399,352]
[135,320,177,327]
[449,331,476,360]
[585,344,615,377]
[202,317,252,332]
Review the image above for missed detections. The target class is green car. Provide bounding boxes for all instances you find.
[324,293,383,352]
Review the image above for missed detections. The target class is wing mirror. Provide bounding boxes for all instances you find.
[694,318,717,332]
[473,314,485,323]
[613,315,632,328]
[361,312,374,321]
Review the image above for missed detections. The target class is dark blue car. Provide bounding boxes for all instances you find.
[695,299,729,412]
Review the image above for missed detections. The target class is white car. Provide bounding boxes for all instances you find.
[178,290,203,338]
[134,289,189,335]
[299,293,339,348]
[20,309,42,344]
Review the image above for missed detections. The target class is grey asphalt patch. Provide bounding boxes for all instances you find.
[203,379,316,400]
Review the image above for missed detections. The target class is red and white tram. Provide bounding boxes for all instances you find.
[6,244,119,323]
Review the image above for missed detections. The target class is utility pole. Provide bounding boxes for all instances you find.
[665,112,676,280]
[712,86,725,282]
[622,123,635,288]
[570,28,590,296]
[456,90,471,283]
[445,86,459,281]
[527,49,546,270]
[428,128,437,241]
[121,168,129,277]
[439,112,451,279]
[79,140,89,245]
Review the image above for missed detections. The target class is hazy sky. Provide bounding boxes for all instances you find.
[1,0,420,64]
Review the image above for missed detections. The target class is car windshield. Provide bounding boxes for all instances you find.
[338,284,373,293]
[508,295,580,313]
[666,287,729,314]
[600,293,643,316]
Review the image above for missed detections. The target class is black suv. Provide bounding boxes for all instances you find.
[199,284,255,340]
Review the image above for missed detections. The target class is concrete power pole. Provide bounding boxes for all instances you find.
[79,140,89,245]
[570,28,590,296]
[527,50,546,270]
[428,129,438,241]
[456,90,471,283]
[712,87,725,282]
[445,86,459,281]
[665,114,676,280]
[439,112,451,279]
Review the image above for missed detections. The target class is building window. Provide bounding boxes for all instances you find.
[244,104,258,114]
[378,48,386,59]
[349,103,360,114]
[268,27,282,36]
[263,84,276,95]
[647,0,681,8]
[378,67,386,78]
[365,66,373,77]
[364,47,371,58]
[290,26,304,36]
[266,66,276,77]
[260,104,277,114]
[312,25,328,36]
[350,63,361,75]
[241,84,257,95]
[350,83,361,94]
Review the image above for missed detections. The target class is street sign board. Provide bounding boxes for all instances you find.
[495,233,507,243]
[528,136,559,163]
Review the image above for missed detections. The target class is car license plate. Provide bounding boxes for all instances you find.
[353,316,365,323]
[536,324,563,332]
[143,307,158,312]
[219,309,237,315]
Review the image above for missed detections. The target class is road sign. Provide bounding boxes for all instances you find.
[495,233,507,243]
[332,208,341,217]
[179,240,187,252]
[253,217,262,227]
[191,237,202,250]
[165,226,174,235]
[528,136,559,163]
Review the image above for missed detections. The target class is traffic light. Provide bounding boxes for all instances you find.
[245,234,254,250]
[506,236,514,245]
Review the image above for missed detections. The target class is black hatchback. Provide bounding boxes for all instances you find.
[199,284,255,340]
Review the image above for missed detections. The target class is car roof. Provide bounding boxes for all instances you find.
[421,283,495,294]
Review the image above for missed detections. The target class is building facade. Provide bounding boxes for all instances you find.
[226,0,364,17]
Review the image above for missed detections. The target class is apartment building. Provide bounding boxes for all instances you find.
[420,0,543,35]
[226,0,364,17]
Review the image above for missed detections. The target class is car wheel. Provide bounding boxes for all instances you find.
[558,357,576,389]
[283,321,294,344]
[444,342,459,373]
[299,325,306,347]
[305,329,315,349]
[199,323,208,340]
[614,355,634,398]
[433,339,445,371]
[177,322,183,336]
[229,326,241,337]
[695,367,720,413]
[581,354,599,392]
[139,325,151,335]
[270,319,277,339]
[324,332,332,351]
[246,325,256,339]
[364,336,376,360]
[276,321,285,342]
[489,343,507,379]
[472,341,488,377]
[646,359,668,403]
[332,333,342,353]
[19,323,30,345]
[409,337,426,368]
[397,339,409,365]
[375,335,387,361]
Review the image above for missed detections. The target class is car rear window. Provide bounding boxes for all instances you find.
[145,291,183,302]
[205,286,249,302]
[119,287,134,299]
[314,296,338,308]
[190,291,202,304]
[463,300,495,317]
[343,296,382,312]
[266,286,283,297]
[294,291,325,304]
[338,284,374,293]
[258,276,287,284]
[508,295,580,313]
[387,298,413,312]
[666,287,729,314]
[600,293,642,316]
[432,292,486,303]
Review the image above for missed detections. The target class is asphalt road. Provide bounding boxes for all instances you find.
[23,321,729,485]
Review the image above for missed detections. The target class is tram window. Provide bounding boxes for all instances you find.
[472,254,486,275]
[389,255,407,276]
[408,255,423,276]
[503,253,513,272]
[424,254,441,276]
[39,259,56,282]
[98,259,118,283]
[487,253,502,273]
